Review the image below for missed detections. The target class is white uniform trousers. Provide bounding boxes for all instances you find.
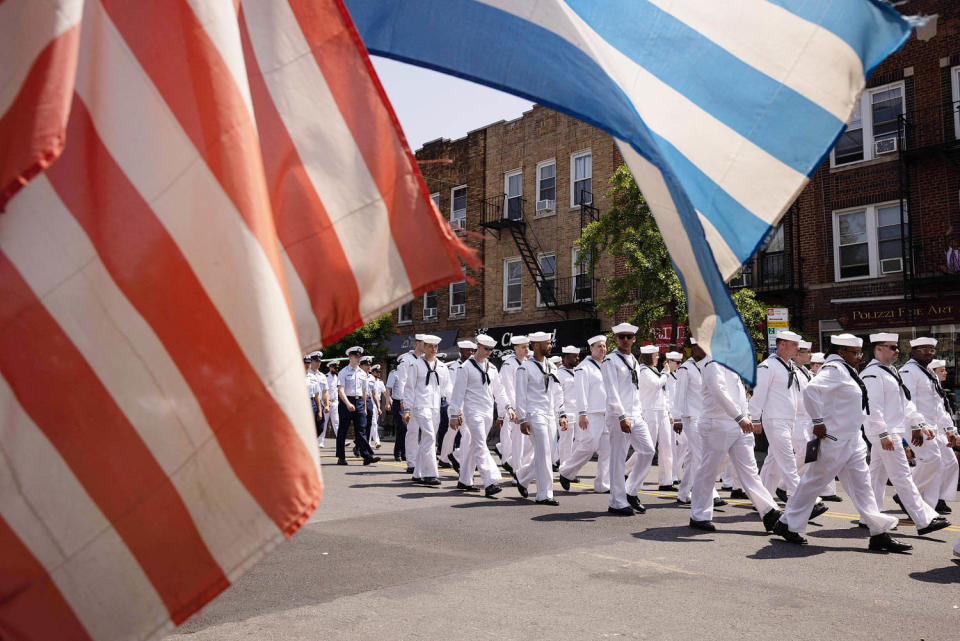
[644,409,674,487]
[511,417,534,471]
[925,434,958,503]
[691,419,777,523]
[911,435,944,507]
[722,459,742,490]
[369,405,380,445]
[782,436,897,536]
[676,417,718,503]
[458,413,501,487]
[759,418,800,495]
[439,423,458,460]
[789,429,837,498]
[954,530,960,557]
[410,408,439,479]
[498,420,514,464]
[323,403,340,442]
[404,409,422,469]
[516,413,556,501]
[607,414,655,509]
[558,421,576,467]
[672,429,686,484]
[867,435,938,530]
[558,412,611,492]
[549,420,560,465]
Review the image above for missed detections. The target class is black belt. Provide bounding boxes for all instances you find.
[346,395,362,401]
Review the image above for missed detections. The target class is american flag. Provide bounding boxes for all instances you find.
[0,1,470,639]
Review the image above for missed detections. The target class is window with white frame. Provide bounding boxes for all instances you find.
[535,160,556,215]
[951,65,960,139]
[504,170,522,220]
[398,301,413,324]
[571,150,592,206]
[536,253,556,307]
[833,202,907,281]
[832,82,904,166]
[449,186,466,230]
[423,290,438,320]
[449,278,466,317]
[572,246,592,301]
[504,258,522,310]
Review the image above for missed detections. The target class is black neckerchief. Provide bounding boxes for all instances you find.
[772,355,797,390]
[528,358,558,392]
[614,351,639,389]
[423,357,439,386]
[468,357,490,385]
[903,359,942,392]
[559,366,576,380]
[794,363,811,382]
[827,360,869,413]
[585,356,602,371]
[866,361,911,401]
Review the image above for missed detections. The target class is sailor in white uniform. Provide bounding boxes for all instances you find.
[394,335,425,474]
[674,339,719,505]
[439,340,476,471]
[556,346,581,468]
[559,335,611,493]
[664,351,684,485]
[639,345,674,490]
[498,335,529,474]
[401,335,453,486]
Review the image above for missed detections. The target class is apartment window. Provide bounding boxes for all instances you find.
[535,160,556,215]
[536,253,556,307]
[833,202,907,281]
[951,65,960,139]
[423,290,438,320]
[832,82,904,166]
[758,224,785,287]
[504,170,522,220]
[571,150,592,206]
[504,258,522,310]
[728,265,752,289]
[430,192,440,208]
[398,301,413,324]
[449,279,466,317]
[450,186,466,230]
[572,246,592,301]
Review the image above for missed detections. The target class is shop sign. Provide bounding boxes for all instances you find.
[837,300,960,329]
[766,307,789,352]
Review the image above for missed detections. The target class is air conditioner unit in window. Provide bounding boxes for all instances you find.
[450,304,465,316]
[881,257,902,274]
[874,137,897,155]
[536,199,555,213]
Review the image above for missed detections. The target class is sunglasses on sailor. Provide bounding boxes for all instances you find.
[881,343,900,351]
[616,333,636,340]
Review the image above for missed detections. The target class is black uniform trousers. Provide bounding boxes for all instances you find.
[337,396,374,461]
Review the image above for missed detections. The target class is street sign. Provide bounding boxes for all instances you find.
[766,307,789,353]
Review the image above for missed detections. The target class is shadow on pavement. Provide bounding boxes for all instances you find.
[530,510,610,523]
[450,498,532,508]
[631,525,716,543]
[908,560,960,584]
[748,540,875,559]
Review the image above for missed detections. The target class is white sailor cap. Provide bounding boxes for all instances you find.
[510,335,530,345]
[775,330,802,343]
[611,322,639,335]
[548,355,562,365]
[587,334,607,346]
[810,352,825,363]
[476,334,497,348]
[639,345,659,354]
[360,355,373,364]
[798,340,812,350]
[309,350,323,360]
[422,334,442,345]
[665,351,683,361]
[457,340,478,349]
[346,346,364,356]
[910,337,937,347]
[436,353,447,360]
[528,331,552,343]
[929,359,946,369]
[870,332,898,343]
[830,334,862,348]
[561,345,579,354]
[371,364,382,371]
[414,334,426,342]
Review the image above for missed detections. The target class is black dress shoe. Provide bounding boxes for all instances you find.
[438,460,451,469]
[516,481,528,499]
[536,498,560,506]
[411,477,424,484]
[456,482,479,492]
[485,483,502,497]
[714,497,728,507]
[608,505,635,516]
[448,454,461,473]
[689,519,716,532]
[892,494,906,513]
[773,521,807,544]
[363,456,380,466]
[502,462,514,476]
[494,444,502,459]
[935,499,952,515]
[775,488,789,503]
[809,502,828,520]
[729,489,749,500]
[720,485,733,492]
[421,477,441,486]
[336,458,348,466]
[658,485,678,492]
[675,498,691,505]
[405,466,415,474]
[552,463,560,472]
[917,516,951,536]
[352,448,359,458]
[820,494,843,502]
[559,475,572,491]
[762,508,783,532]
[869,532,913,553]
[626,495,645,513]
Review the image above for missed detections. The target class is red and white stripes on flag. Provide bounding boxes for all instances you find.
[0,1,471,640]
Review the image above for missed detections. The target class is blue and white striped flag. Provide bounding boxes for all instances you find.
[344,0,911,383]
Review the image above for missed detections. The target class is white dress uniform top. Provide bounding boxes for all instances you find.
[558,352,611,492]
[402,354,453,480]
[448,355,509,489]
[557,364,579,466]
[498,345,526,469]
[750,352,802,496]
[638,355,673,488]
[790,363,837,498]
[602,349,655,510]
[691,359,778,524]
[780,347,898,537]
[439,358,466,463]
[515,352,565,501]
[674,356,717,503]
[900,348,959,506]
[861,357,939,530]
[394,349,420,470]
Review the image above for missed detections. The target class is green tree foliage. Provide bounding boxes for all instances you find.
[578,166,767,356]
[321,314,395,362]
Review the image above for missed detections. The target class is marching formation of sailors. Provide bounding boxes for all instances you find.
[308,326,960,557]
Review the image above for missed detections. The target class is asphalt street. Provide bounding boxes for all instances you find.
[170,448,960,641]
